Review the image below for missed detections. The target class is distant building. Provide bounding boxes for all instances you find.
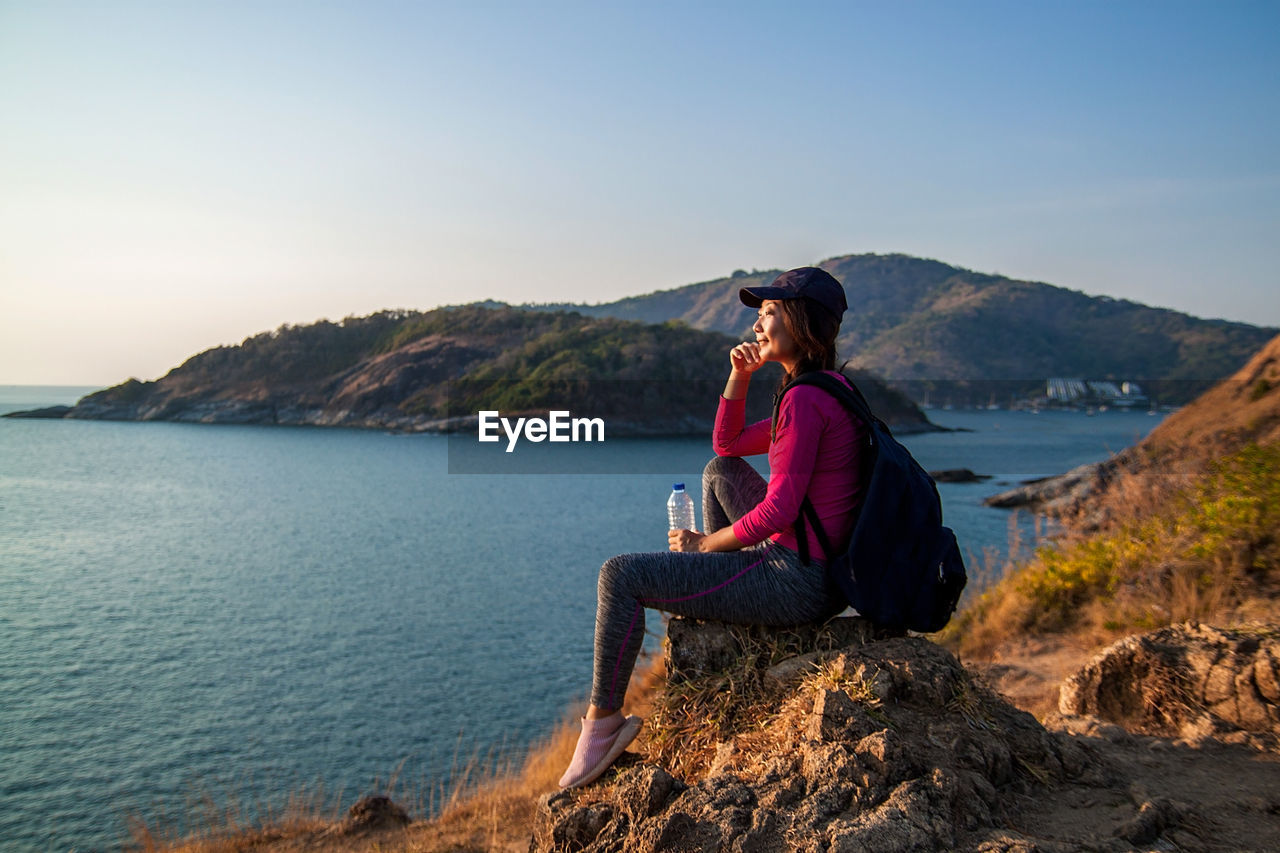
[1046,378,1088,401]
[1087,381,1122,399]
[1044,378,1148,407]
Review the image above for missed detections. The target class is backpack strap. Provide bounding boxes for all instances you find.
[773,372,866,433]
[799,497,837,566]
[774,371,877,566]
[782,371,884,435]
[794,503,809,565]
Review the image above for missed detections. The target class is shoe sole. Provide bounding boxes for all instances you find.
[561,715,643,789]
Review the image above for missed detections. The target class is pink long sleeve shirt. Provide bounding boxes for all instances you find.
[713,371,868,561]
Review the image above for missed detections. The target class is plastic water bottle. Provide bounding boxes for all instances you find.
[667,483,697,532]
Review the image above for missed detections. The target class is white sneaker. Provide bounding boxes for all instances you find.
[557,714,643,788]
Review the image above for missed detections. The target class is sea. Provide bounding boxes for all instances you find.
[0,386,1165,851]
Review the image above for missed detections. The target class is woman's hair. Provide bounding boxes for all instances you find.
[778,297,841,380]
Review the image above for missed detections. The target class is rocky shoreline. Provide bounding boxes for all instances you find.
[5,397,489,433]
[982,457,1123,514]
[4,395,942,437]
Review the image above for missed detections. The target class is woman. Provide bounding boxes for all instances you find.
[558,267,869,789]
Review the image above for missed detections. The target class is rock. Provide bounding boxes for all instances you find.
[630,804,723,853]
[970,830,1079,853]
[331,795,409,834]
[665,616,901,683]
[982,458,1120,513]
[1045,713,1134,745]
[929,468,991,483]
[531,620,1104,852]
[616,765,681,821]
[764,650,827,688]
[1113,797,1187,845]
[531,791,616,852]
[1255,648,1280,702]
[808,688,867,743]
[2,405,71,419]
[1058,622,1280,744]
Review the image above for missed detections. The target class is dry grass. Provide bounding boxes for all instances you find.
[636,623,876,782]
[127,782,346,852]
[130,651,669,853]
[943,442,1280,662]
[406,649,668,852]
[641,662,781,781]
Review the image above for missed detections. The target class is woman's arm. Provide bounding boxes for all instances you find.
[672,390,826,553]
[672,342,778,553]
[729,387,826,547]
[713,343,772,457]
[725,341,763,397]
[713,397,770,457]
[669,525,744,553]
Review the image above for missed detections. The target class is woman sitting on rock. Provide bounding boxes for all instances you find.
[559,267,870,788]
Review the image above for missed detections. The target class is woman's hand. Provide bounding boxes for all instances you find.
[729,342,764,375]
[669,529,706,552]
[671,526,748,553]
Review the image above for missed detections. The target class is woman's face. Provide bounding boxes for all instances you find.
[753,299,798,365]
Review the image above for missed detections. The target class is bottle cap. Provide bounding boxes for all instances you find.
[673,483,685,490]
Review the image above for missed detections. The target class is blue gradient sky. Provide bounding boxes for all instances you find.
[2,1,1277,384]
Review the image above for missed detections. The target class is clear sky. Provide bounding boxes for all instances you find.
[2,0,1277,385]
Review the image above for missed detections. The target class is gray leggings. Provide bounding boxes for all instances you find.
[590,456,846,710]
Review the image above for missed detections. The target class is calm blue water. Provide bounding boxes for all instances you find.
[0,387,1163,851]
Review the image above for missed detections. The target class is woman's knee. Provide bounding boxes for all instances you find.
[703,455,750,484]
[598,553,636,596]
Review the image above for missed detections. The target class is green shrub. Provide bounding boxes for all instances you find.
[961,442,1280,644]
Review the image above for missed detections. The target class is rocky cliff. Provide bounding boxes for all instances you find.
[531,617,1280,852]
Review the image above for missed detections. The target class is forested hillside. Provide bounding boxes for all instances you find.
[23,305,930,434]
[537,253,1276,402]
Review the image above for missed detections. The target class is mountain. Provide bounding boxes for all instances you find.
[16,251,1267,427]
[8,305,932,434]
[536,254,1277,403]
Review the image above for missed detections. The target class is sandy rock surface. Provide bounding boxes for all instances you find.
[1059,622,1280,748]
[533,618,1280,852]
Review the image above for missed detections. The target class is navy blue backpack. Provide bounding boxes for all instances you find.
[777,372,968,633]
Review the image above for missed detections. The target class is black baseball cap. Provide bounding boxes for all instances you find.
[739,267,848,319]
